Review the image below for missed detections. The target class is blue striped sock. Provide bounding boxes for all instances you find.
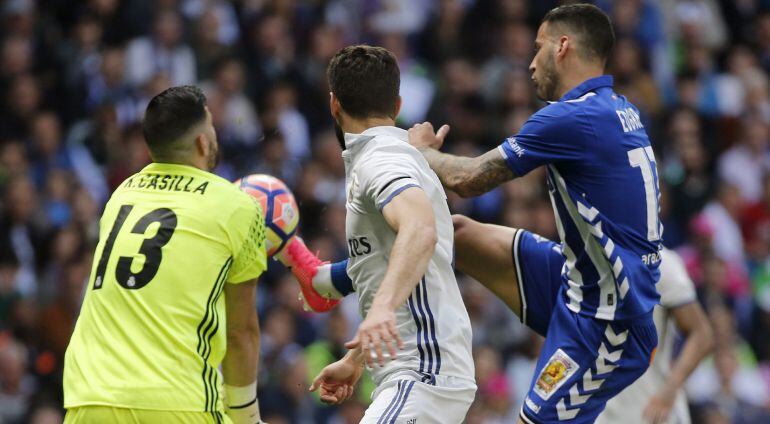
[330,259,354,296]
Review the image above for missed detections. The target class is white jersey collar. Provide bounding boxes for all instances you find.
[343,125,408,152]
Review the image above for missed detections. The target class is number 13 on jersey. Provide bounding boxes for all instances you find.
[93,204,178,291]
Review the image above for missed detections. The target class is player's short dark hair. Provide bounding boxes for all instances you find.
[142,85,207,156]
[542,3,615,64]
[327,45,400,119]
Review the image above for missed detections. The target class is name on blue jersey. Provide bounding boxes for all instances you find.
[616,108,644,133]
[506,137,525,157]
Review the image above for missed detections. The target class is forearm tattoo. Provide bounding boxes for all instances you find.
[420,148,514,197]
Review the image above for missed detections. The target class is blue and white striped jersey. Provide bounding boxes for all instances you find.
[499,75,662,321]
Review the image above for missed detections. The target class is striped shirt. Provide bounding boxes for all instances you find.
[499,76,662,320]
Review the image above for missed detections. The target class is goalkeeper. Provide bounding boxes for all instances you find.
[64,86,267,424]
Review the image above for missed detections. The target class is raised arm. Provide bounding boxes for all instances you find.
[346,186,436,367]
[408,123,514,197]
[420,148,514,197]
[222,280,264,424]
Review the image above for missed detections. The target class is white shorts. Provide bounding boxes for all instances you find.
[361,371,476,424]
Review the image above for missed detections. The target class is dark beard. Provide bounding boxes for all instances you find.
[334,121,346,150]
[207,141,220,170]
[539,54,560,102]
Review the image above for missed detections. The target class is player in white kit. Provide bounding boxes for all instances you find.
[305,45,476,424]
[598,248,713,424]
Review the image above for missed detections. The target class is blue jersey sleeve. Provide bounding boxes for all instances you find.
[498,103,586,177]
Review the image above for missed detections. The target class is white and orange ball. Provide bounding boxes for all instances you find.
[235,174,299,256]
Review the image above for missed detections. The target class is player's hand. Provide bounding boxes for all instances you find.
[408,122,450,150]
[309,357,364,404]
[642,388,675,423]
[345,304,404,367]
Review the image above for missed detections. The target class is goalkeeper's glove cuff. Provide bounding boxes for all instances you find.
[225,382,262,424]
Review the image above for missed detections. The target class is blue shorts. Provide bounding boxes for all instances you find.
[512,230,658,423]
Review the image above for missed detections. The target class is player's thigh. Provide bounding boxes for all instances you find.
[64,406,221,424]
[452,214,521,313]
[520,301,658,424]
[453,215,563,335]
[361,378,474,424]
[452,215,564,335]
[505,226,564,336]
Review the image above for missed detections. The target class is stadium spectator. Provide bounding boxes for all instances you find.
[0,337,33,424]
[261,81,311,163]
[202,56,261,167]
[718,115,770,203]
[125,9,196,87]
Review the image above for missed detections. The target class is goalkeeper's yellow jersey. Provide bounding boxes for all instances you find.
[64,162,266,414]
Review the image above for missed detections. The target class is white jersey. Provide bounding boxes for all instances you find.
[342,126,475,387]
[598,248,695,424]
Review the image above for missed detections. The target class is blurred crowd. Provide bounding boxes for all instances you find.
[1,0,770,423]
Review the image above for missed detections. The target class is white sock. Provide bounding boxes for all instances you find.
[312,263,344,299]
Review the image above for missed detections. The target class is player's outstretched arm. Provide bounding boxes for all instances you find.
[408,122,514,197]
[346,187,436,367]
[222,280,265,424]
[643,301,714,424]
[308,346,365,405]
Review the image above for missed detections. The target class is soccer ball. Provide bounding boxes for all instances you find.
[235,174,299,257]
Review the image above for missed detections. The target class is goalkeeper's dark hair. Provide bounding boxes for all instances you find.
[142,85,207,159]
[542,3,615,65]
[327,45,400,119]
